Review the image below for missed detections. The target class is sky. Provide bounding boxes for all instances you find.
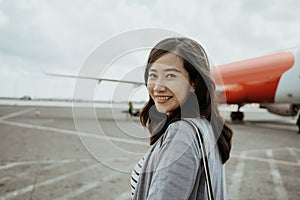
[1,0,300,102]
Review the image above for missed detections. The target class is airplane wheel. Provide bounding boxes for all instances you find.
[230,112,237,121]
[237,111,244,121]
[231,111,244,121]
[231,112,236,121]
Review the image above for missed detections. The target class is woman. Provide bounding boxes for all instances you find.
[130,37,233,199]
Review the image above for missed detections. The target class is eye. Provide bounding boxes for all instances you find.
[149,73,157,78]
[166,73,176,78]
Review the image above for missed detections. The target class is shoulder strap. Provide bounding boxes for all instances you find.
[181,119,214,200]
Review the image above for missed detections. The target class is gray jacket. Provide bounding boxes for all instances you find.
[132,118,226,200]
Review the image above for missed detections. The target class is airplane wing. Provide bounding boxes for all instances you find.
[45,72,145,85]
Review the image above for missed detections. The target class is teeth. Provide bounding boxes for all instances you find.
[156,96,171,100]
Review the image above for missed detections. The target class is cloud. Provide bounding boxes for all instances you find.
[190,0,300,63]
[0,1,60,62]
[0,0,300,99]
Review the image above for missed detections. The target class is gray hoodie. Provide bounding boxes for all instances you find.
[132,118,226,200]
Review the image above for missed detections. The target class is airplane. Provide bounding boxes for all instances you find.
[211,47,300,121]
[47,46,300,121]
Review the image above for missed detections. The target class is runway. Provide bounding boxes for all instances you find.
[0,104,299,200]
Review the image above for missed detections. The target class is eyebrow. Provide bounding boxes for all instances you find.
[149,67,182,73]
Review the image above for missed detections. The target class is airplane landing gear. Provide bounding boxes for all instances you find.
[230,111,244,121]
[230,104,244,121]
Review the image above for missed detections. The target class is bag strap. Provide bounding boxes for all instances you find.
[181,119,214,200]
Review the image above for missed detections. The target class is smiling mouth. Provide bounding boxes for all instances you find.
[155,96,172,103]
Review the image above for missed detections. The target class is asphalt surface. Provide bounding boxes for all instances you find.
[0,104,299,200]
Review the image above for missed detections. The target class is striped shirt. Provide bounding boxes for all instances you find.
[130,156,144,199]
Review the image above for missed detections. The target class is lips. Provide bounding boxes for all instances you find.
[155,96,172,103]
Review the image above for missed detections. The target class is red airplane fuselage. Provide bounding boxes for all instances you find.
[212,50,297,104]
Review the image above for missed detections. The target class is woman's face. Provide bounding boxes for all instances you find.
[147,53,193,115]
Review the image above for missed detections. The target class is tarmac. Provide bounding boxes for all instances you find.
[0,103,299,200]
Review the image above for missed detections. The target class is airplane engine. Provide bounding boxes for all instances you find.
[261,103,299,116]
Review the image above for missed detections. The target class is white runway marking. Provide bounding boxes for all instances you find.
[287,147,300,164]
[266,150,288,200]
[231,153,300,167]
[0,107,35,121]
[1,163,101,199]
[0,163,68,183]
[0,120,148,146]
[54,172,121,200]
[0,176,10,184]
[292,148,300,153]
[246,122,297,132]
[228,152,246,199]
[237,146,294,154]
[118,191,131,200]
[0,159,93,170]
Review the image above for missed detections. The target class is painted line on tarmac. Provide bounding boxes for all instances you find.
[0,120,148,146]
[0,107,35,121]
[231,153,300,168]
[54,172,121,200]
[266,150,288,200]
[0,159,93,170]
[237,146,296,154]
[291,147,300,152]
[0,163,68,183]
[0,164,58,183]
[1,163,101,199]
[244,122,297,133]
[0,176,10,184]
[228,152,246,199]
[118,191,131,200]
[287,147,300,164]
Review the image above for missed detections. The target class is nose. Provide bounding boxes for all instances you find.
[153,82,167,92]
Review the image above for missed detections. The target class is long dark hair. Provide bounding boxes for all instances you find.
[140,37,233,164]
